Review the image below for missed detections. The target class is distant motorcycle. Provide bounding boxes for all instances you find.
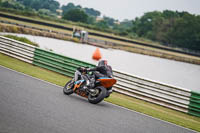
[63,67,117,104]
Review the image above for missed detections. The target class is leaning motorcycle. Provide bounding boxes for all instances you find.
[63,67,117,104]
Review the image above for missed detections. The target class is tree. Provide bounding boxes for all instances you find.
[87,16,96,24]
[162,10,179,19]
[16,0,60,13]
[84,8,100,17]
[0,0,25,10]
[131,10,200,51]
[95,20,109,29]
[61,3,78,14]
[132,11,162,37]
[103,16,115,26]
[62,3,101,18]
[63,9,88,23]
[166,13,200,50]
[38,9,52,16]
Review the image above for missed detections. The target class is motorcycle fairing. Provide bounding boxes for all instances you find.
[73,80,85,91]
[97,77,117,88]
[73,79,88,98]
[74,80,85,84]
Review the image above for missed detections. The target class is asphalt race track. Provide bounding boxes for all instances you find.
[0,66,197,133]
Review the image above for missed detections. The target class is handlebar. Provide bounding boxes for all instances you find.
[77,67,89,73]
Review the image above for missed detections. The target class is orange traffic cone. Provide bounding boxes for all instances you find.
[92,48,102,61]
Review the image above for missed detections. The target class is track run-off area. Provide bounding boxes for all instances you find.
[0,66,198,133]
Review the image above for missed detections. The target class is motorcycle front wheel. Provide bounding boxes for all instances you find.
[63,80,74,95]
[88,86,106,104]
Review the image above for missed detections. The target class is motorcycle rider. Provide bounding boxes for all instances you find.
[87,60,113,78]
[74,60,113,89]
[86,60,113,88]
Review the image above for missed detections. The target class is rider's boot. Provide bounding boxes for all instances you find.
[87,78,96,93]
[81,78,95,92]
[80,79,90,91]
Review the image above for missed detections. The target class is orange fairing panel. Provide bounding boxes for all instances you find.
[97,78,117,88]
[73,83,82,91]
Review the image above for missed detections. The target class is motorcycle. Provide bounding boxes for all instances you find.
[63,67,117,104]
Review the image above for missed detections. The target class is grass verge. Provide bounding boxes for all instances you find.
[0,53,70,86]
[0,23,80,43]
[3,35,39,47]
[0,16,73,34]
[0,53,200,132]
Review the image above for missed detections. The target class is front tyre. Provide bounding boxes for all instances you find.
[63,80,74,95]
[88,86,106,104]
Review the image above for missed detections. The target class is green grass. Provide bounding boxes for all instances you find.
[0,53,70,86]
[107,93,200,131]
[3,35,39,47]
[0,17,73,34]
[0,53,200,132]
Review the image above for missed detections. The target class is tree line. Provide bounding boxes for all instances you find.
[0,0,200,52]
[131,10,200,51]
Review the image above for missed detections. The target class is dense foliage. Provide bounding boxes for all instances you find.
[16,0,60,13]
[0,0,25,10]
[63,9,88,23]
[131,10,200,51]
[61,2,100,17]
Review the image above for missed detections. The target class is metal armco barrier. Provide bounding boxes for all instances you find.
[0,36,200,117]
[0,36,35,63]
[33,48,95,77]
[113,70,191,113]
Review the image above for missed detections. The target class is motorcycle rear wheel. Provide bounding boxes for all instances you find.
[88,86,106,104]
[63,80,74,95]
[105,87,112,98]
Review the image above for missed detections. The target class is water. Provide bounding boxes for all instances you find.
[2,33,200,92]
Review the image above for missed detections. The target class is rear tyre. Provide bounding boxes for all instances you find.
[63,80,74,95]
[88,86,106,104]
[105,87,112,98]
[105,92,111,98]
